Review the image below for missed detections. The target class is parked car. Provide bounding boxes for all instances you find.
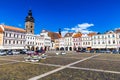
[0,50,7,56]
[26,51,35,55]
[12,50,20,55]
[85,50,90,53]
[76,50,86,53]
[112,50,120,54]
[80,50,86,52]
[90,50,95,53]
[56,51,66,55]
[60,51,66,55]
[104,50,111,53]
[7,50,13,55]
[36,50,43,53]
[20,49,27,54]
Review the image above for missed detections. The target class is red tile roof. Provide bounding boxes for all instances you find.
[115,29,120,33]
[3,25,26,33]
[0,27,3,33]
[88,32,97,37]
[48,32,62,41]
[73,32,82,38]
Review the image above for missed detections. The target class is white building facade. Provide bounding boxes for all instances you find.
[35,35,44,50]
[25,33,36,50]
[92,31,117,50]
[59,37,65,50]
[40,30,52,51]
[81,34,92,50]
[64,33,73,51]
[116,33,120,50]
[1,25,26,50]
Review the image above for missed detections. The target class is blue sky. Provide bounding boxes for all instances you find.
[0,0,120,36]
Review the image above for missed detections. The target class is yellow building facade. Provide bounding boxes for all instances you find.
[0,26,3,49]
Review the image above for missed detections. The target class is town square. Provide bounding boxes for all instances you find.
[0,0,120,80]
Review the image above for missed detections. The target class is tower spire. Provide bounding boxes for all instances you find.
[28,10,32,16]
[59,28,61,36]
[25,10,34,22]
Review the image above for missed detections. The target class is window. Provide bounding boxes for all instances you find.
[94,36,96,39]
[83,42,85,45]
[17,41,18,44]
[76,43,78,45]
[5,40,7,44]
[113,40,115,44]
[98,36,100,39]
[112,34,115,38]
[31,26,32,28]
[94,42,96,44]
[108,41,111,44]
[13,41,15,44]
[102,41,105,44]
[102,36,104,38]
[21,41,22,44]
[74,43,75,46]
[9,33,11,37]
[98,42,100,44]
[9,40,11,44]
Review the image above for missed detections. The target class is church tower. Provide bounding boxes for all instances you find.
[25,10,34,34]
[59,28,61,36]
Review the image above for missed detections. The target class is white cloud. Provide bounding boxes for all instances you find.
[78,23,94,29]
[65,23,94,33]
[64,28,70,31]
[60,23,95,37]
[73,23,94,33]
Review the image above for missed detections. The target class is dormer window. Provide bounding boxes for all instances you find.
[67,34,69,36]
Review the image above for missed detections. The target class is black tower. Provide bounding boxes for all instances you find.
[59,28,61,36]
[25,10,35,34]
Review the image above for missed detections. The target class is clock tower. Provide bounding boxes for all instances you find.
[25,10,34,34]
